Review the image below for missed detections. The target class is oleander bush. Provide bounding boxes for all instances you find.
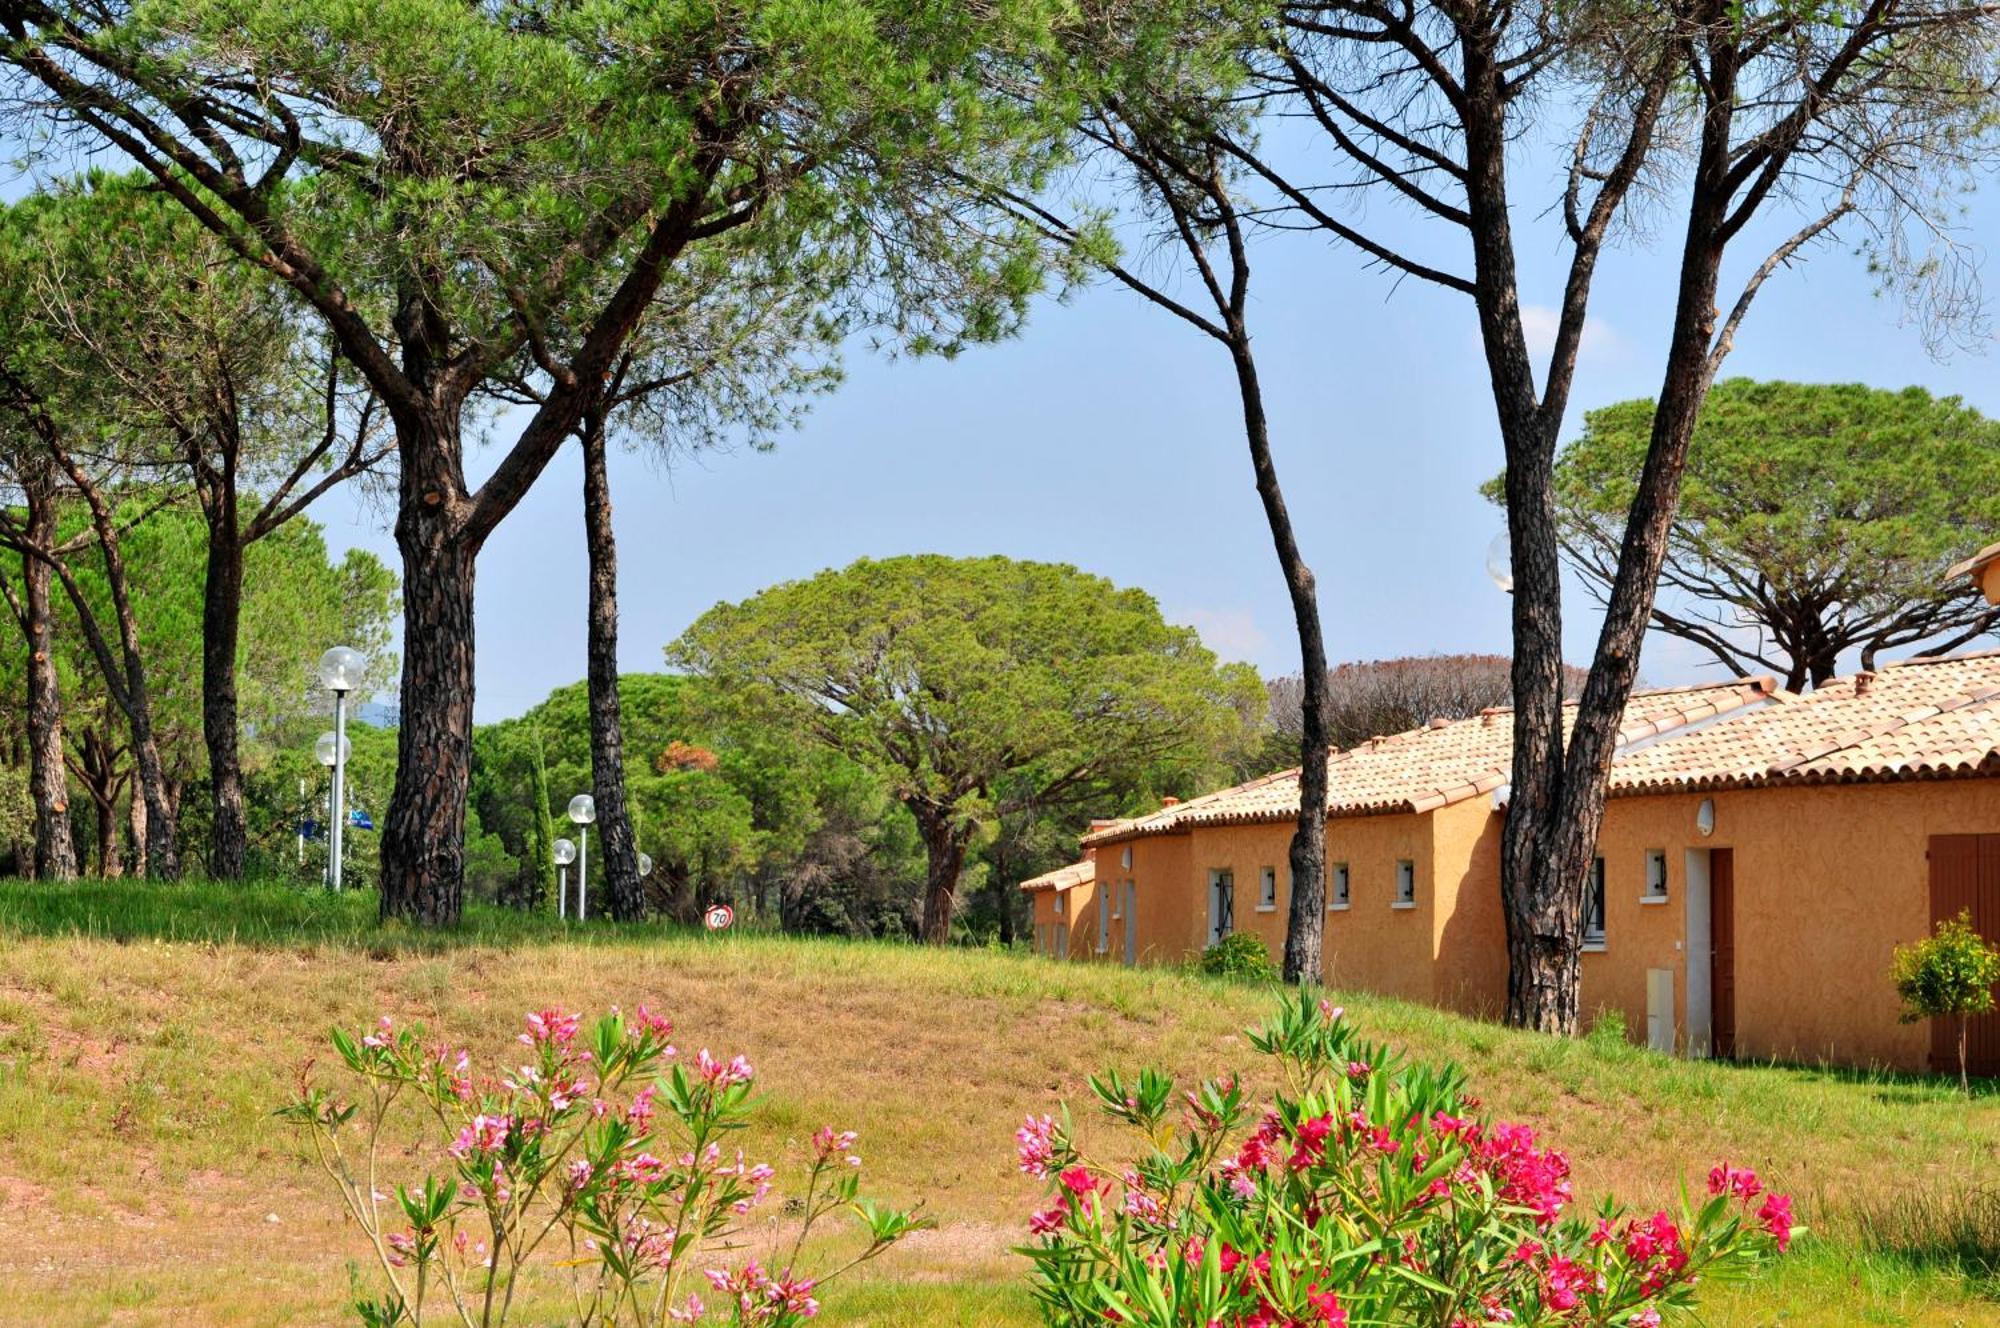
[1016,993,1796,1326]
[282,1007,928,1326]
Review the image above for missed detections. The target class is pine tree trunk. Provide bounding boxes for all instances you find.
[1226,331,1328,985]
[201,523,248,879]
[17,467,76,881]
[913,805,968,945]
[580,419,642,920]
[378,527,475,924]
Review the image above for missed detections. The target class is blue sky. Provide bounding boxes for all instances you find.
[10,140,1997,723]
[389,182,1999,721]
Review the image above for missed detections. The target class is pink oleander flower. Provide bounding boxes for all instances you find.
[447,1113,511,1161]
[1758,1192,1795,1252]
[1016,1114,1058,1178]
[1306,1284,1347,1327]
[1028,1202,1067,1235]
[362,1016,394,1050]
[1708,1161,1763,1202]
[520,1008,581,1048]
[695,1048,753,1088]
[812,1125,861,1168]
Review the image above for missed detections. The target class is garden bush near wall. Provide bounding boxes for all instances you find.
[1198,932,1279,984]
[1016,994,1795,1327]
[282,1008,929,1326]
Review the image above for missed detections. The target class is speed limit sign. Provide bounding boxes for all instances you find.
[703,903,735,931]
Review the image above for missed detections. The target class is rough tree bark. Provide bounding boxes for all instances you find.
[1227,336,1329,984]
[36,450,182,880]
[187,369,380,881]
[913,803,971,944]
[4,458,78,879]
[200,498,248,880]
[579,409,643,920]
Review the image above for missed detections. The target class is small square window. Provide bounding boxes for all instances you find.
[1642,849,1668,902]
[1584,858,1607,949]
[1393,860,1415,907]
[1257,866,1278,911]
[1328,862,1350,910]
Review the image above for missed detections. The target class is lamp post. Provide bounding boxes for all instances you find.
[553,837,576,918]
[568,794,597,919]
[313,729,351,889]
[315,646,366,891]
[637,852,653,880]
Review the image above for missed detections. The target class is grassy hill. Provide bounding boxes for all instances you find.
[0,880,1994,1326]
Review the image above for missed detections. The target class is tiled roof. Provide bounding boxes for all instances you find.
[1083,677,1777,845]
[1946,540,2000,581]
[1610,651,2000,795]
[1019,857,1095,893]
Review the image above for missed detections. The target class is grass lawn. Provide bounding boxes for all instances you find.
[0,879,1994,1326]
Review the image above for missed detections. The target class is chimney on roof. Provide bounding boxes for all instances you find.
[1855,670,1876,696]
[1428,717,1450,730]
[1160,795,1181,807]
[1480,707,1502,727]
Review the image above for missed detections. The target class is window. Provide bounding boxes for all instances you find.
[1393,860,1416,908]
[1642,849,1669,903]
[1096,889,1110,952]
[1053,890,1064,917]
[1258,866,1278,911]
[1121,845,1133,870]
[1328,863,1350,910]
[1208,869,1235,943]
[1584,857,1607,950]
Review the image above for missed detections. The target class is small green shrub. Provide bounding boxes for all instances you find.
[1890,911,2000,1091]
[1197,931,1278,982]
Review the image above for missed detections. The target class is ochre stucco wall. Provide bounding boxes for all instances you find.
[1040,775,2000,1073]
[1591,779,2000,1071]
[1428,798,1508,1017]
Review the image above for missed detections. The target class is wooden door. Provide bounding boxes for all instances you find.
[1927,835,2000,1077]
[1711,849,1736,1060]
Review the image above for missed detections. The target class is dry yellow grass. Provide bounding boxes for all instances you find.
[0,881,1994,1325]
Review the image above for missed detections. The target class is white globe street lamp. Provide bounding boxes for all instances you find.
[313,731,349,889]
[568,794,597,919]
[1485,530,1514,596]
[637,852,653,879]
[313,732,350,766]
[553,837,577,919]
[315,646,366,892]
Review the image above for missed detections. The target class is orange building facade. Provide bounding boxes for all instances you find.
[1024,655,2000,1075]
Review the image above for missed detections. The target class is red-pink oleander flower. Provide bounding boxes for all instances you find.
[1758,1192,1795,1252]
[1708,1161,1762,1201]
[362,1015,394,1049]
[1016,1114,1058,1177]
[1306,1283,1347,1326]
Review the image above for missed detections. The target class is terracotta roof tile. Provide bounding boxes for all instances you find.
[1019,858,1095,893]
[1609,652,2000,795]
[1083,677,1777,845]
